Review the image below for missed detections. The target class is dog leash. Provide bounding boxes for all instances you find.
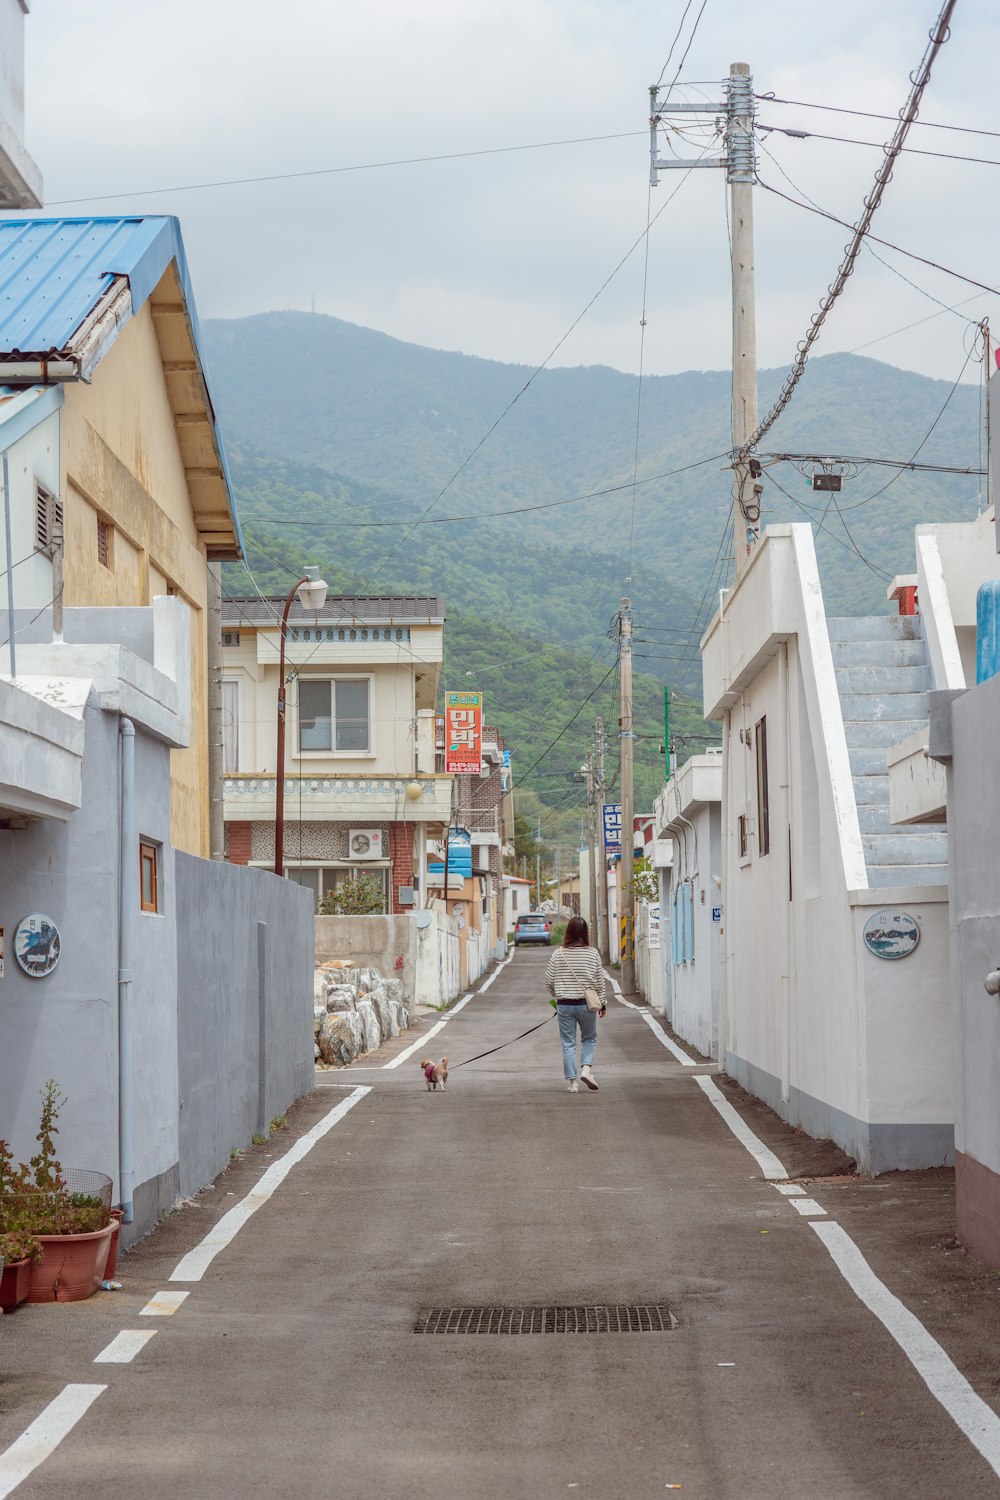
[450,1012,556,1070]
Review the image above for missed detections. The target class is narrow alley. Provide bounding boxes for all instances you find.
[2,952,998,1499]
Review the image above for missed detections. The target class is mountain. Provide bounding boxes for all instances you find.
[221,458,711,825]
[204,311,986,620]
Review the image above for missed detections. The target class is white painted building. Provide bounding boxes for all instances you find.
[221,596,451,914]
[652,753,722,1059]
[702,523,952,1173]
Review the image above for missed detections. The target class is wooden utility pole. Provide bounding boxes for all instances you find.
[619,598,636,993]
[594,716,609,961]
[728,61,760,574]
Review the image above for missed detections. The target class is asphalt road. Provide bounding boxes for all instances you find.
[2,949,998,1498]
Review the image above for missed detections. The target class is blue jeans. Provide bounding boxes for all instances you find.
[557,1004,597,1080]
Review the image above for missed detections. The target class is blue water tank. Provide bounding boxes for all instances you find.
[976,579,1000,683]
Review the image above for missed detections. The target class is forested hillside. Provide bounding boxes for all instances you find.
[205,312,986,621]
[210,312,985,828]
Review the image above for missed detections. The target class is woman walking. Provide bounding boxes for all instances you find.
[545,916,607,1093]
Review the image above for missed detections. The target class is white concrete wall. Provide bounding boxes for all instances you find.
[701,525,952,1171]
[914,519,1000,692]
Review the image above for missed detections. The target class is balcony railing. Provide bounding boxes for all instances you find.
[223,773,452,822]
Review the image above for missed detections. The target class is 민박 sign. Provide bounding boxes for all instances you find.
[602,803,622,852]
[444,691,483,774]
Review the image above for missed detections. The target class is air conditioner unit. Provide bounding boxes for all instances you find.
[349,829,384,860]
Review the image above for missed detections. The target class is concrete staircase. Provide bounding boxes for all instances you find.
[828,615,947,889]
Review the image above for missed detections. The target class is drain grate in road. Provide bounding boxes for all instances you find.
[414,1304,674,1335]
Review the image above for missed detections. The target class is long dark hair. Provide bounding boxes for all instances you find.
[564,916,590,948]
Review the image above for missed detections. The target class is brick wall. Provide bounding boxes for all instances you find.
[388,822,414,914]
[228,821,252,865]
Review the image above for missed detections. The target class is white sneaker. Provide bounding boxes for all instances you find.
[566,1080,579,1093]
[580,1065,599,1091]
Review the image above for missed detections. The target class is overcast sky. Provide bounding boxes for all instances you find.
[23,1,1000,384]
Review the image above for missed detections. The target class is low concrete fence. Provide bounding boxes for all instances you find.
[316,910,463,1009]
[176,855,315,1201]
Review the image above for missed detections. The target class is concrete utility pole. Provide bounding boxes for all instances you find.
[535,817,542,910]
[584,754,599,940]
[594,717,609,962]
[649,63,759,572]
[619,598,636,993]
[727,62,760,575]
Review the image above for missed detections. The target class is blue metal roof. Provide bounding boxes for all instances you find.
[0,217,177,353]
[0,215,243,557]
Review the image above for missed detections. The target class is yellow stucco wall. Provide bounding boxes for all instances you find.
[60,302,212,857]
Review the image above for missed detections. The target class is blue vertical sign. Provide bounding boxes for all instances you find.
[602,803,622,853]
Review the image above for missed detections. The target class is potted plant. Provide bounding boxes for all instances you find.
[0,1082,114,1304]
[0,1229,41,1313]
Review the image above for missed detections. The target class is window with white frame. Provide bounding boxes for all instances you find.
[298,678,370,752]
[286,864,388,913]
[221,677,242,773]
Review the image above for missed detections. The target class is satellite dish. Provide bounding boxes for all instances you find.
[414,910,433,930]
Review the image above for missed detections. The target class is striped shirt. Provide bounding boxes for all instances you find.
[544,946,607,1003]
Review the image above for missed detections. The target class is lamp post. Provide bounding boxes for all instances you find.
[274,567,328,877]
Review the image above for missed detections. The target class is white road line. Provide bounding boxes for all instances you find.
[93,1330,157,1364]
[639,1010,699,1067]
[603,970,643,1009]
[169,1086,370,1282]
[477,951,513,993]
[140,1289,189,1317]
[773,1183,806,1197]
[789,1197,827,1217]
[812,1220,1000,1478]
[383,990,474,1069]
[0,1384,106,1499]
[693,1075,789,1180]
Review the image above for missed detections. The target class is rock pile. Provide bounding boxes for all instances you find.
[314,961,411,1066]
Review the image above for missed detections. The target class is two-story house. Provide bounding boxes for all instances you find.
[0,215,243,856]
[221,595,452,909]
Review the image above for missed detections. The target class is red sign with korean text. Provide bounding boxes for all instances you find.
[444,691,482,774]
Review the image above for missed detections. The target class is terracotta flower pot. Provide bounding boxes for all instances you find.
[26,1222,115,1303]
[0,1257,32,1313]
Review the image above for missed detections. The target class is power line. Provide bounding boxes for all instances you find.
[743,0,959,456]
[757,93,1000,144]
[761,469,892,580]
[45,129,648,207]
[757,177,1000,301]
[758,120,1000,171]
[761,453,984,478]
[755,136,985,331]
[240,451,729,528]
[511,662,619,789]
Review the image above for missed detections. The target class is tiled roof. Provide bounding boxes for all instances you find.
[222,595,445,624]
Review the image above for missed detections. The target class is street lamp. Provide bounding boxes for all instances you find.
[274,567,328,877]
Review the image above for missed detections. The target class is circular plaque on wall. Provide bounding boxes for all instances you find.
[14,914,62,977]
[863,910,920,961]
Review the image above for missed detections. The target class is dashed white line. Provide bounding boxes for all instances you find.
[812,1220,1000,1478]
[773,1183,806,1197]
[639,1010,699,1067]
[0,1385,106,1498]
[169,1085,370,1282]
[140,1289,189,1317]
[789,1198,827,1218]
[93,1330,157,1364]
[692,1074,789,1180]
